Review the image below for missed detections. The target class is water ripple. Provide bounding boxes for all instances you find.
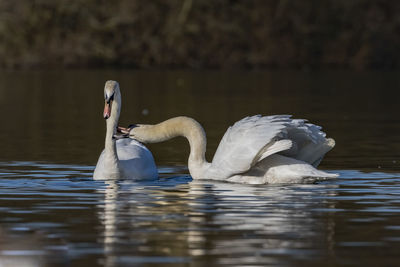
[0,162,400,266]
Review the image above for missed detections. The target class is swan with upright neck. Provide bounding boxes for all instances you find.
[93,81,158,180]
[120,116,338,184]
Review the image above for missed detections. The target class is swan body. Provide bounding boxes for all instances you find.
[125,115,338,184]
[93,81,158,180]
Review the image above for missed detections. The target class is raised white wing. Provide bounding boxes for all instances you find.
[210,115,292,178]
[280,119,333,165]
[209,115,332,179]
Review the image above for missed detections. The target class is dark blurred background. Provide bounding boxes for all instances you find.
[0,0,399,70]
[0,0,399,170]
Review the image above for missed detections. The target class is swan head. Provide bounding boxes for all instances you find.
[126,124,151,143]
[103,80,121,120]
[118,124,160,143]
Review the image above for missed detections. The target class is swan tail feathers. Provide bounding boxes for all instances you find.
[265,167,339,184]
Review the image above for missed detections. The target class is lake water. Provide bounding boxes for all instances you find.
[0,70,399,266]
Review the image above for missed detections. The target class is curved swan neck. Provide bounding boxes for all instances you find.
[131,116,211,177]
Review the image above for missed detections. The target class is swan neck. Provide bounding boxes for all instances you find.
[104,100,120,164]
[133,116,210,178]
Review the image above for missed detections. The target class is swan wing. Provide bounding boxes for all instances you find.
[210,115,293,178]
[280,119,335,166]
[210,115,334,179]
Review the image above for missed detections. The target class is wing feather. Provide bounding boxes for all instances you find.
[210,115,292,178]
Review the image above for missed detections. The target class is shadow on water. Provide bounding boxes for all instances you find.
[0,70,400,266]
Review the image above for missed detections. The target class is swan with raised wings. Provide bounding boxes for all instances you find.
[119,116,338,184]
[93,81,158,180]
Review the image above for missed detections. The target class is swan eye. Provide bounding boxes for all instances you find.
[106,92,114,104]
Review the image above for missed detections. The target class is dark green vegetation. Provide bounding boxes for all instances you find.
[0,0,399,69]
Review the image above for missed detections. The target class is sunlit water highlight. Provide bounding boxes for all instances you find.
[0,161,399,266]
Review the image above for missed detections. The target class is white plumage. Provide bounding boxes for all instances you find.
[93,81,158,181]
[127,115,338,184]
[94,138,157,180]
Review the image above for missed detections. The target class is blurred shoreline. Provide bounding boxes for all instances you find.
[0,0,398,70]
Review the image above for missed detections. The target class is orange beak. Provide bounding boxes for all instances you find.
[103,100,112,119]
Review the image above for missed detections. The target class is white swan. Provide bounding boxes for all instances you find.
[93,81,158,180]
[120,116,338,184]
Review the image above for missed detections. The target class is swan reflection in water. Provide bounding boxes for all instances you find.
[98,180,119,267]
[97,177,338,266]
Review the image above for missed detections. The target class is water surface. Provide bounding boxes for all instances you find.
[0,70,399,266]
